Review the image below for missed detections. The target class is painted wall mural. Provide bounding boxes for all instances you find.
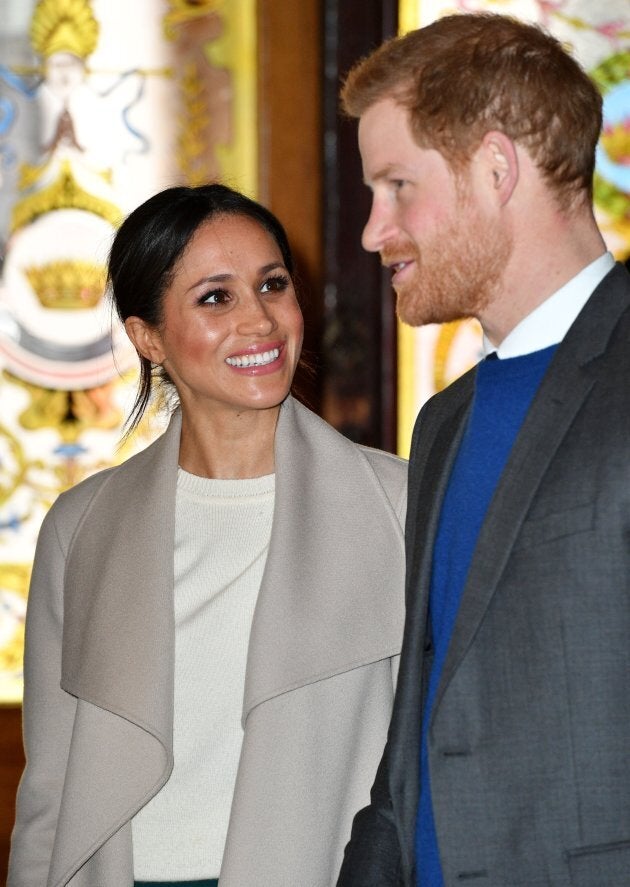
[397,0,630,456]
[0,0,256,703]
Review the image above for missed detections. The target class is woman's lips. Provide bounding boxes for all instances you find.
[224,343,286,374]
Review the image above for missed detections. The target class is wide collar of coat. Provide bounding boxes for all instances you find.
[242,395,406,719]
[427,262,630,715]
[60,395,406,739]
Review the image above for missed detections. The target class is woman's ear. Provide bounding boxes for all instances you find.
[124,316,165,365]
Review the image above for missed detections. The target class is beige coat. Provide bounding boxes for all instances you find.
[9,396,407,887]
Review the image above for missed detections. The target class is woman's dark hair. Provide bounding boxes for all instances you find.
[108,183,295,434]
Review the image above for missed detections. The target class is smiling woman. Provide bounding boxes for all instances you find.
[8,184,408,887]
[122,207,304,479]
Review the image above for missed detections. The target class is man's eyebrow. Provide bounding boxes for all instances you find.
[363,164,407,186]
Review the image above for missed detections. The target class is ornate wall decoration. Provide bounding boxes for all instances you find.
[164,0,257,195]
[592,50,630,254]
[397,0,630,456]
[0,0,258,702]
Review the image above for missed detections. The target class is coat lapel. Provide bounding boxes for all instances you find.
[242,396,406,718]
[51,412,180,886]
[61,410,181,742]
[433,263,630,714]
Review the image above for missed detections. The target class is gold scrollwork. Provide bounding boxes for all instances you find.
[0,423,38,510]
[12,160,123,233]
[7,374,122,443]
[163,0,257,195]
[1,371,142,496]
[176,61,214,186]
[0,564,30,690]
[163,0,223,40]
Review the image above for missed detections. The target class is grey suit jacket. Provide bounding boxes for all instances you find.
[338,263,630,887]
[9,395,407,887]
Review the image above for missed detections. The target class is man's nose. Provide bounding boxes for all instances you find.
[361,200,397,253]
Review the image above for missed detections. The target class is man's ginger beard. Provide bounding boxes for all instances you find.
[382,187,513,328]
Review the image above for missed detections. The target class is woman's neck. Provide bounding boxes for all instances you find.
[177,403,280,479]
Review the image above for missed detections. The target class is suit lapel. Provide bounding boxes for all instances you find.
[391,377,473,854]
[405,378,474,615]
[242,396,406,719]
[433,263,630,715]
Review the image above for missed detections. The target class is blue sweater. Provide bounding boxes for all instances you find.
[415,344,558,886]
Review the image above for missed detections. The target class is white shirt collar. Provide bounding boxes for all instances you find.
[483,252,615,359]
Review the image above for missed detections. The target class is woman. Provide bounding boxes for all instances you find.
[8,184,407,887]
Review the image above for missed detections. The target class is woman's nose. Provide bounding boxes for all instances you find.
[236,297,276,335]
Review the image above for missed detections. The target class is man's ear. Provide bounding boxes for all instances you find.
[480,130,519,205]
[124,316,165,365]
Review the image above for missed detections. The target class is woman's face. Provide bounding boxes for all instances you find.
[127,214,303,420]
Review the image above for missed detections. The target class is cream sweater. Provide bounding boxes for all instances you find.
[132,469,275,880]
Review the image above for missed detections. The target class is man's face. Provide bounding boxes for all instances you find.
[358,98,511,327]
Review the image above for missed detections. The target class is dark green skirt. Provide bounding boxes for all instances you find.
[134,881,218,887]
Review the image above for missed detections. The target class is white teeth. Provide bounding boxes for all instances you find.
[226,348,280,368]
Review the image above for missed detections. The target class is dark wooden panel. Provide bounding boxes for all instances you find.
[0,706,24,883]
[322,0,398,449]
[257,0,398,444]
[257,0,324,411]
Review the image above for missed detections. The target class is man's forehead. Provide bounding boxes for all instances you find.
[358,99,413,159]
[358,101,439,184]
[358,96,410,132]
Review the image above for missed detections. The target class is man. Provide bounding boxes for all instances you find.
[337,12,630,887]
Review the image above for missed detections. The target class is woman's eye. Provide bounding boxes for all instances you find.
[261,274,290,294]
[199,289,230,306]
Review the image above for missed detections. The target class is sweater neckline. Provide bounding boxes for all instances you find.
[177,468,275,498]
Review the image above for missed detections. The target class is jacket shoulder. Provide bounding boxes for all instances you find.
[422,362,476,417]
[43,464,117,553]
[44,423,171,550]
[290,396,407,485]
[409,363,476,456]
[287,397,408,521]
[358,444,407,489]
[356,446,407,525]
